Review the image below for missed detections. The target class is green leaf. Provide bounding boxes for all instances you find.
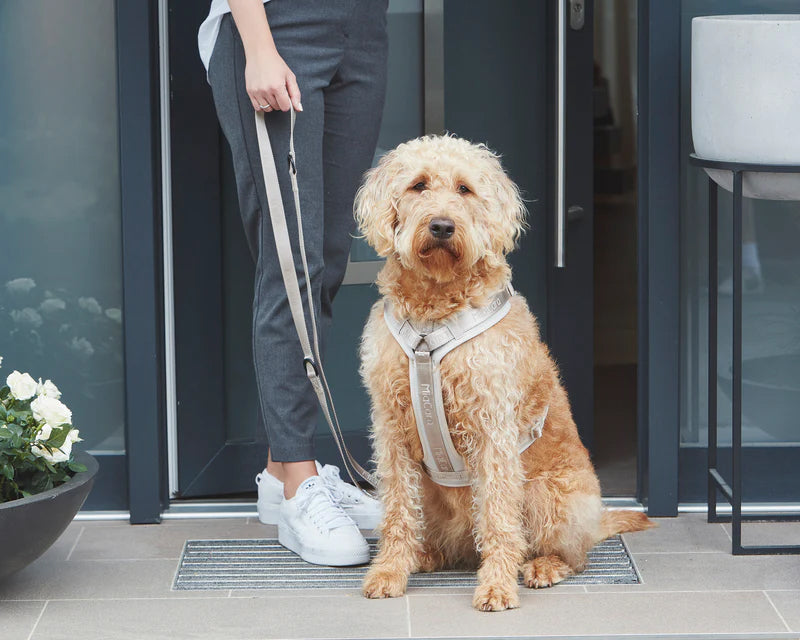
[47,426,70,449]
[0,463,13,480]
[68,461,87,473]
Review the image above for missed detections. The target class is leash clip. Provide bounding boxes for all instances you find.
[303,356,320,378]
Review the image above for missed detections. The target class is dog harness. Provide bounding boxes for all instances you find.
[384,284,549,487]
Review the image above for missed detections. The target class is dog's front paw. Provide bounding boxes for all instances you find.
[472,582,519,612]
[362,566,408,599]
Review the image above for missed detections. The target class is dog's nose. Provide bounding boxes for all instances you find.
[429,217,456,240]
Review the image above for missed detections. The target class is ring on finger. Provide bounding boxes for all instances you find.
[258,103,272,111]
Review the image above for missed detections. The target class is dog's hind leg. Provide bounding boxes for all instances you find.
[522,479,603,588]
[521,555,574,588]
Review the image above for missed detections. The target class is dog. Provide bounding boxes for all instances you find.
[355,135,653,612]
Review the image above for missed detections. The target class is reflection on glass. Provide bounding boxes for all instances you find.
[680,0,800,449]
[0,1,124,453]
[352,0,424,263]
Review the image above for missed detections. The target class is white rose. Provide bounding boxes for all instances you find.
[39,298,66,313]
[31,395,72,427]
[6,370,38,400]
[10,308,43,328]
[78,297,102,314]
[5,277,36,294]
[69,337,94,359]
[36,378,62,399]
[35,423,53,441]
[67,429,82,443]
[31,437,72,464]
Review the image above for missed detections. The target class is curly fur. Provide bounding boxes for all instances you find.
[356,135,654,612]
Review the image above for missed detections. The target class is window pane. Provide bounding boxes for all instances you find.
[0,1,124,454]
[680,2,800,456]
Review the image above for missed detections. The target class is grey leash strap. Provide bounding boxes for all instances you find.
[253,108,378,491]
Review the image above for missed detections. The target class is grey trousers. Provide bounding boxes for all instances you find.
[208,0,388,461]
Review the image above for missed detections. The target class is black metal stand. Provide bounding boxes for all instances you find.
[690,154,800,555]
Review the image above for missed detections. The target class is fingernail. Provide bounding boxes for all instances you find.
[297,102,303,112]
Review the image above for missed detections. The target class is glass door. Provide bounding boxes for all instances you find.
[168,0,596,498]
[677,0,800,502]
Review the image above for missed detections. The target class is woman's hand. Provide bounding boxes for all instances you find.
[245,47,302,113]
[228,0,302,113]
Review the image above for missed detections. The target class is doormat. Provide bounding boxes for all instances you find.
[173,536,640,590]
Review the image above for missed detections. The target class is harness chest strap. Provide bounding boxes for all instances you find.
[383,285,549,487]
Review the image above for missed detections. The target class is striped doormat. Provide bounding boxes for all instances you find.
[173,536,640,590]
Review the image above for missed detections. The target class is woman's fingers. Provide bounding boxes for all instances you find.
[248,90,271,112]
[270,84,292,112]
[286,73,303,111]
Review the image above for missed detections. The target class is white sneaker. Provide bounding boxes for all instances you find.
[278,476,370,566]
[255,470,283,525]
[317,463,383,530]
[255,462,383,529]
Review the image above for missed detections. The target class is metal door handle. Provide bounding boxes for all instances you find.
[555,0,585,268]
[555,0,567,267]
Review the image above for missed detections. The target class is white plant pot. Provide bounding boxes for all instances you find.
[692,15,800,201]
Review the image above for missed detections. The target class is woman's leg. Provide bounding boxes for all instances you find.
[208,8,346,495]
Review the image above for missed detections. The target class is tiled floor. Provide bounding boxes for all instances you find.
[1,514,799,639]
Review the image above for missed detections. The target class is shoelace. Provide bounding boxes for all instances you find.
[319,465,347,504]
[295,483,352,530]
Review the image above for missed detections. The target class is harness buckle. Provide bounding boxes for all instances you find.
[413,336,431,358]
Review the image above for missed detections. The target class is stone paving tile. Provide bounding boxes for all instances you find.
[31,595,408,640]
[622,514,730,553]
[69,518,272,561]
[586,550,800,592]
[0,600,46,640]
[722,520,800,549]
[0,558,215,601]
[765,590,800,633]
[407,590,789,637]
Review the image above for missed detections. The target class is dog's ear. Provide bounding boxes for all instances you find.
[485,155,527,254]
[355,150,402,257]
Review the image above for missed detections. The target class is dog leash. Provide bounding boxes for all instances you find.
[253,108,379,492]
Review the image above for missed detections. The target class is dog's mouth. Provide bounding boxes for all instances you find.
[418,239,460,260]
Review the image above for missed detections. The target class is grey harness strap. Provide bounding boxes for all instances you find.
[384,285,548,487]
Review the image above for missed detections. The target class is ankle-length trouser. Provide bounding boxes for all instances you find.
[207,0,388,461]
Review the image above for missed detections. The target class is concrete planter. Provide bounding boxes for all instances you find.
[0,451,98,581]
[692,15,800,200]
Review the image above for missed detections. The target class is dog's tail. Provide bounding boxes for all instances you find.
[598,510,656,541]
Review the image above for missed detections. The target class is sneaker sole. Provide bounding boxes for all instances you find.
[278,524,370,566]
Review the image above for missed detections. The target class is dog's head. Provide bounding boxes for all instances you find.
[355,135,526,283]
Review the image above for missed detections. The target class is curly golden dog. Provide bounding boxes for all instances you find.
[355,135,653,612]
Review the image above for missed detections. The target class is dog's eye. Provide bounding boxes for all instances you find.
[458,184,471,195]
[411,181,427,192]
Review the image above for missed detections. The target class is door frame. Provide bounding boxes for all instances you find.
[636,0,681,516]
[117,0,168,523]
[118,0,681,521]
